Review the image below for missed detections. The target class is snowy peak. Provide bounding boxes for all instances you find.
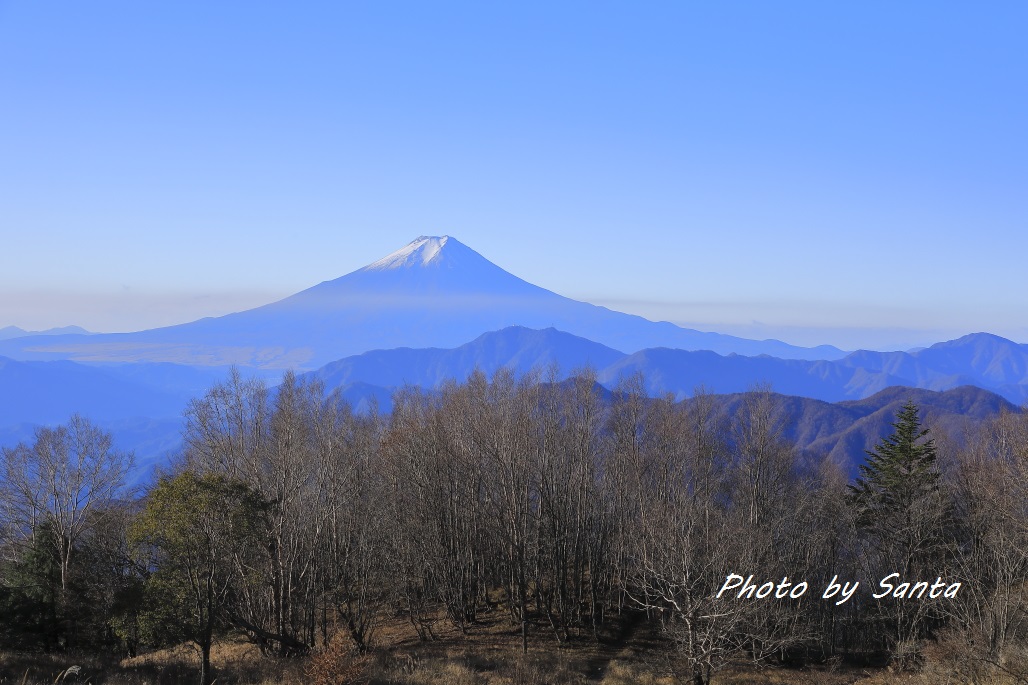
[363,235,452,270]
[0,235,850,370]
[290,234,543,302]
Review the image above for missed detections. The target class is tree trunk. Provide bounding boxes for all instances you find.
[200,635,213,685]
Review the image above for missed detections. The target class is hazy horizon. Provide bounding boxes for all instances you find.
[2,3,1025,351]
[0,234,1012,352]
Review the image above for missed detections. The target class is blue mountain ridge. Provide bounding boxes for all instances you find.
[1,327,1022,483]
[302,326,1028,406]
[0,325,92,341]
[1,237,1025,482]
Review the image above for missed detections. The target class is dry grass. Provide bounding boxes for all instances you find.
[365,650,592,685]
[596,660,677,685]
[0,635,306,685]
[4,609,1026,685]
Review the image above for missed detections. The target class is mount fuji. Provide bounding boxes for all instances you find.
[0,236,844,369]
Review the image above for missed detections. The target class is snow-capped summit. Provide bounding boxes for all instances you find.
[364,236,451,270]
[330,235,538,297]
[0,235,846,369]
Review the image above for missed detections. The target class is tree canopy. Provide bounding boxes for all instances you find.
[131,471,268,685]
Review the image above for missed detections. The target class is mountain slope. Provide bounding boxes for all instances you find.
[708,385,1019,475]
[0,356,195,425]
[0,236,844,368]
[306,326,625,391]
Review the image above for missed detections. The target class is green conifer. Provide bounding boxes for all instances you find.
[848,400,940,531]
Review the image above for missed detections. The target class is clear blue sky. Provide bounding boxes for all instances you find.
[2,2,1026,350]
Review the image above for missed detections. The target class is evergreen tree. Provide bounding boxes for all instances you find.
[849,400,940,535]
[0,526,62,650]
[848,400,946,661]
[131,472,269,685]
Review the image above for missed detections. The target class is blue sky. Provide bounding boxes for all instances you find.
[1,2,1025,350]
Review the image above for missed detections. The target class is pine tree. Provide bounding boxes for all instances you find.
[849,400,940,535]
[848,400,946,659]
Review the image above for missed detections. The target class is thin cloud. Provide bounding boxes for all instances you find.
[0,289,287,333]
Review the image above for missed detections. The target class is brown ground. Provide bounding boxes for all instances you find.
[1,610,1024,684]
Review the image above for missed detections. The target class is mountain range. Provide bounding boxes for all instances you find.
[304,326,1028,405]
[1,235,1025,480]
[0,325,91,340]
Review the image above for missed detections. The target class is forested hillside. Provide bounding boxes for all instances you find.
[1,370,1026,684]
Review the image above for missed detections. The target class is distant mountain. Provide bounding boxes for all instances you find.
[838,333,1028,398]
[1,342,1018,484]
[0,416,185,487]
[87,361,245,398]
[596,348,853,399]
[317,366,1016,476]
[0,236,844,368]
[707,385,1019,473]
[2,237,1026,483]
[307,326,624,390]
[0,325,91,340]
[0,358,237,485]
[304,327,1028,405]
[811,333,1028,403]
[0,356,199,425]
[599,332,1028,404]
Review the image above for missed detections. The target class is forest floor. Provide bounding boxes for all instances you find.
[0,609,1023,684]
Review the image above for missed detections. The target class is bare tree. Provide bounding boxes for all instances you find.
[618,388,745,685]
[943,410,1028,680]
[184,369,323,655]
[384,381,487,638]
[473,368,541,653]
[319,392,385,653]
[534,368,605,642]
[619,385,835,683]
[0,415,133,600]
